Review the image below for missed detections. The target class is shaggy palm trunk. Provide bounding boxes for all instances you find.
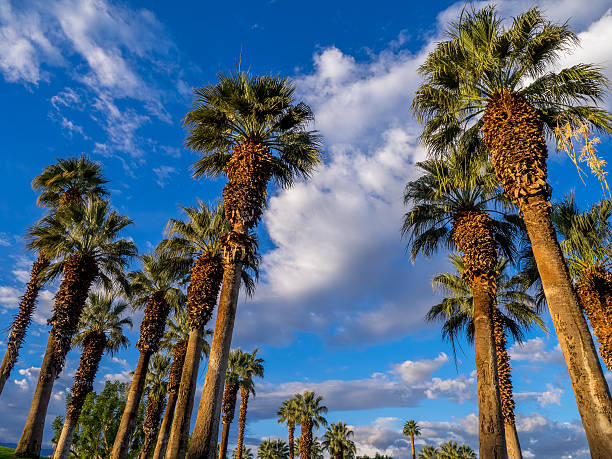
[140,393,167,459]
[576,268,612,370]
[0,254,49,395]
[188,142,272,459]
[492,308,522,459]
[218,381,239,459]
[112,291,170,459]
[152,340,187,459]
[53,330,107,459]
[453,210,507,458]
[15,253,97,458]
[300,419,313,459]
[482,89,612,457]
[287,424,295,459]
[236,389,249,459]
[166,253,223,459]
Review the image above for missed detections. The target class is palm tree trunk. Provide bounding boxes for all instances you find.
[53,331,107,459]
[218,420,231,459]
[186,256,244,459]
[111,351,152,459]
[141,394,166,459]
[217,380,239,459]
[15,253,97,458]
[300,419,313,459]
[522,199,612,456]
[236,389,249,459]
[287,424,295,459]
[410,433,415,459]
[0,254,49,395]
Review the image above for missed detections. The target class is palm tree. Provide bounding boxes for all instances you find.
[235,349,265,459]
[53,292,131,459]
[233,447,254,459]
[277,398,301,459]
[412,6,612,452]
[0,156,108,396]
[257,439,290,459]
[15,198,136,458]
[403,149,515,456]
[322,422,356,459]
[402,421,420,459]
[295,437,324,459]
[218,350,243,459]
[163,201,256,459]
[152,310,211,459]
[552,196,612,369]
[417,445,439,459]
[185,69,323,459]
[110,249,187,459]
[438,441,475,459]
[140,354,171,459]
[429,255,542,459]
[295,391,327,459]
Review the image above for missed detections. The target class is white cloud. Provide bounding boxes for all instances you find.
[103,370,132,383]
[392,352,448,384]
[508,338,565,365]
[32,289,56,325]
[516,384,564,408]
[153,165,178,187]
[0,285,21,309]
[12,269,30,283]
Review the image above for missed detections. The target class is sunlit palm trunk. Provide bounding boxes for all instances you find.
[0,254,49,395]
[410,433,415,459]
[287,424,295,459]
[523,199,612,456]
[187,256,244,459]
[236,389,249,459]
[300,419,313,459]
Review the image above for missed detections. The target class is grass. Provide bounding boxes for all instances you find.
[0,446,50,459]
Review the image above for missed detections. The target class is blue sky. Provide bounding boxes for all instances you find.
[1,0,612,457]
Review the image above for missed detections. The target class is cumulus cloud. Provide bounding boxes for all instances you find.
[508,337,565,365]
[516,384,564,408]
[392,352,448,384]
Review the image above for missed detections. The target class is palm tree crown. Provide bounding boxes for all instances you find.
[295,392,328,430]
[322,422,356,459]
[257,439,289,459]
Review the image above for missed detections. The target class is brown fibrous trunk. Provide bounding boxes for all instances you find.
[140,393,166,459]
[288,424,295,459]
[236,388,249,459]
[300,419,313,459]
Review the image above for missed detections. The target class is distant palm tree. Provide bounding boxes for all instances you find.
[232,447,254,459]
[553,195,612,369]
[15,198,135,458]
[402,421,421,459]
[218,350,243,459]
[429,255,542,458]
[185,70,323,459]
[417,445,439,459]
[257,439,289,459]
[322,422,356,459]
[295,392,328,459]
[438,441,475,459]
[236,349,265,459]
[412,6,612,452]
[277,397,301,459]
[152,310,210,459]
[111,249,187,459]
[140,354,171,459]
[53,292,131,459]
[403,149,515,455]
[0,155,108,396]
[163,201,257,459]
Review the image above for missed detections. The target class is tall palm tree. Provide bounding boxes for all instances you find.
[185,70,323,459]
[53,292,131,459]
[277,398,300,459]
[295,437,324,459]
[294,392,327,459]
[402,420,421,459]
[412,6,612,452]
[403,149,515,456]
[429,255,542,459]
[218,350,243,459]
[163,201,256,459]
[15,198,136,458]
[152,310,211,459]
[257,439,289,459]
[322,422,355,459]
[553,195,612,369]
[0,156,109,396]
[235,349,265,459]
[140,354,171,459]
[111,249,187,459]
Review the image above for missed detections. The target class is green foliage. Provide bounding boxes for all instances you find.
[51,380,145,458]
[356,455,393,459]
[322,422,356,458]
[232,446,254,459]
[294,391,328,429]
[257,439,290,459]
[403,420,421,437]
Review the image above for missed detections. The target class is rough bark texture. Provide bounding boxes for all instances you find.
[576,268,612,370]
[287,424,295,459]
[218,380,239,459]
[53,330,107,459]
[236,389,249,459]
[152,341,187,459]
[453,210,507,458]
[112,291,170,459]
[482,89,612,457]
[0,254,49,395]
[15,253,97,458]
[492,309,522,459]
[140,393,166,459]
[299,420,313,459]
[166,253,223,459]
